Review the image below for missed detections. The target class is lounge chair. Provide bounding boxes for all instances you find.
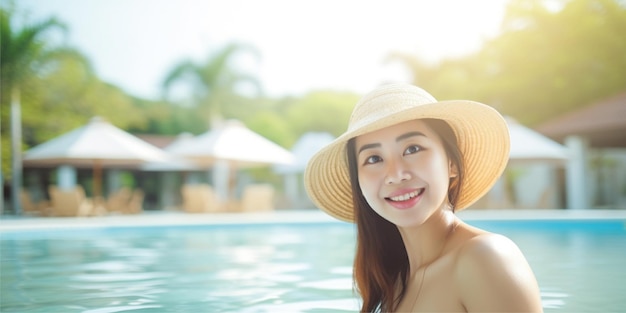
[241,184,275,212]
[126,189,144,214]
[48,185,97,217]
[20,190,51,216]
[106,188,143,214]
[106,187,132,214]
[181,184,221,213]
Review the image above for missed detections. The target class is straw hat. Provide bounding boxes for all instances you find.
[304,83,510,222]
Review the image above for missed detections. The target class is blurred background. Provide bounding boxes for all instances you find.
[2,0,625,214]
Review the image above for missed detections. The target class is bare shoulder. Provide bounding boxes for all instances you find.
[453,232,543,312]
[458,232,524,264]
[455,233,530,289]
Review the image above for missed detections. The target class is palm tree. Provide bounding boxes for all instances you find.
[161,43,261,128]
[1,7,69,214]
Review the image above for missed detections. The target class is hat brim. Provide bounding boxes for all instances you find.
[304,100,510,223]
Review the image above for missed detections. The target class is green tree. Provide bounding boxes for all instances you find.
[161,43,261,129]
[1,6,150,213]
[390,0,626,126]
[285,90,359,138]
[385,52,489,101]
[23,51,147,144]
[246,110,294,148]
[128,97,208,136]
[0,6,70,213]
[481,0,626,125]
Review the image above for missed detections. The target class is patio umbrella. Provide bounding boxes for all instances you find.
[23,116,170,199]
[274,132,335,175]
[141,132,199,171]
[507,117,569,164]
[166,120,294,167]
[166,120,294,200]
[273,132,335,206]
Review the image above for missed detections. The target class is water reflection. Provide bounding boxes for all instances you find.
[3,221,623,312]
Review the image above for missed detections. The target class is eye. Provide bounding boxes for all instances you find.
[403,145,422,155]
[363,155,382,165]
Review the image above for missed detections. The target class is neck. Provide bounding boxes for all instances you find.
[398,208,457,274]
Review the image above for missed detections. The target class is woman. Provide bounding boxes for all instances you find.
[304,83,542,312]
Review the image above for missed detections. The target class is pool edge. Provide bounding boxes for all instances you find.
[1,209,625,232]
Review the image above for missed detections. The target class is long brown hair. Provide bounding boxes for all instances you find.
[347,119,464,312]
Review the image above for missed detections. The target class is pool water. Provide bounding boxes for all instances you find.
[1,223,358,313]
[1,219,625,312]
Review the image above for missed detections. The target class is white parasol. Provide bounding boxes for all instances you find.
[23,116,170,198]
[507,117,569,164]
[166,120,294,167]
[274,132,335,174]
[273,132,335,206]
[166,120,294,200]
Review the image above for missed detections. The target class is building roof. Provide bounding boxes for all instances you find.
[536,91,626,148]
[135,134,178,149]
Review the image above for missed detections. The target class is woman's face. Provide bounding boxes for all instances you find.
[355,119,457,227]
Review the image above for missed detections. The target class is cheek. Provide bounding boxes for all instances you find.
[428,157,450,176]
[357,171,380,205]
[426,155,453,193]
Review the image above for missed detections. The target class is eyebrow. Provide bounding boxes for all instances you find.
[397,131,426,142]
[357,131,426,155]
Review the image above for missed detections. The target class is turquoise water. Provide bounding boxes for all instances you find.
[1,219,625,312]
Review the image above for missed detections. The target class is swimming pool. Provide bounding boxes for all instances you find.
[1,212,625,312]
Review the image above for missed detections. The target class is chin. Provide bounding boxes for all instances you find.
[385,210,430,228]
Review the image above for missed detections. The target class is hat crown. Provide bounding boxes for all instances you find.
[348,84,437,132]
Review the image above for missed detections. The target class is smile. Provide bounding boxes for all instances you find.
[386,188,424,202]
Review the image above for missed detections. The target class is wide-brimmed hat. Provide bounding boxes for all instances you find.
[304,83,510,222]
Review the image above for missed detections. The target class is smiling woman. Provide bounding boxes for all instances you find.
[305,83,543,312]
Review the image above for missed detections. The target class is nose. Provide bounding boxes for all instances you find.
[384,157,411,185]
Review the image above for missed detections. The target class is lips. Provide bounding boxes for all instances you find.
[385,188,424,209]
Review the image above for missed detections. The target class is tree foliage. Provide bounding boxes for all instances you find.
[392,0,626,126]
[161,43,261,128]
[0,6,66,87]
[1,5,69,178]
[1,6,150,178]
[24,54,146,143]
[285,91,358,138]
[126,97,208,136]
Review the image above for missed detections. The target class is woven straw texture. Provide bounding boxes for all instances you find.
[304,83,510,223]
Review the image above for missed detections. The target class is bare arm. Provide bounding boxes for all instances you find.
[456,234,543,312]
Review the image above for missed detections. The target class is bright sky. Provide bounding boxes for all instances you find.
[16,0,509,99]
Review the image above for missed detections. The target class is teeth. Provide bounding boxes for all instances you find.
[390,190,420,202]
